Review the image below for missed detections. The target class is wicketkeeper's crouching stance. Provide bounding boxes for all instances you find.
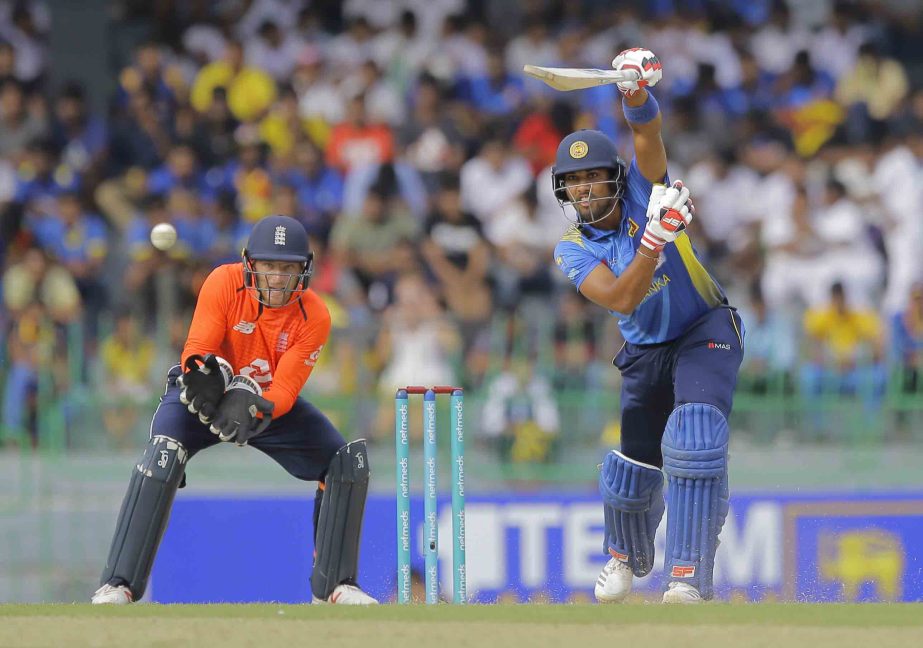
[92,215,377,605]
[550,48,744,603]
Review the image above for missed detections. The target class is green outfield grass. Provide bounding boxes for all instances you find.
[1,603,921,648]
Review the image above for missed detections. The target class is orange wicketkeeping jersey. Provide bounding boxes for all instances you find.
[181,263,331,418]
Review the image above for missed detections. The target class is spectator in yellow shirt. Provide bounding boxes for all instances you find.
[800,281,886,409]
[191,40,276,123]
[836,42,909,144]
[98,308,155,447]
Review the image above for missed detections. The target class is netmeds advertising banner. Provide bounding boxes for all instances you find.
[151,492,923,603]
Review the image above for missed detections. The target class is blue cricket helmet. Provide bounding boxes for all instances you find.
[242,215,314,307]
[551,129,627,203]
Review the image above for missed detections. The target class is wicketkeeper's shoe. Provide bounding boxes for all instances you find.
[312,583,379,605]
[594,557,633,603]
[91,583,133,605]
[662,581,703,604]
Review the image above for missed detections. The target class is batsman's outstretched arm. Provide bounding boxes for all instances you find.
[578,250,660,315]
[624,88,667,184]
[611,48,667,183]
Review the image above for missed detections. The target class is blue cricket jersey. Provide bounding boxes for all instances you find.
[553,160,726,345]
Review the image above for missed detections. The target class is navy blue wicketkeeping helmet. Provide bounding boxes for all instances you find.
[552,129,627,224]
[242,215,314,308]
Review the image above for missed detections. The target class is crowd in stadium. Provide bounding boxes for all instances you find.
[1,0,922,450]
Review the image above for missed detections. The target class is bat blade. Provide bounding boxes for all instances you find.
[523,65,640,91]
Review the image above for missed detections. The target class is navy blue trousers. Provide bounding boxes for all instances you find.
[151,366,346,483]
[614,306,745,467]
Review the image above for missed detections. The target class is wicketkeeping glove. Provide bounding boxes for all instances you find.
[611,48,663,97]
[641,180,695,252]
[176,354,234,424]
[209,375,275,446]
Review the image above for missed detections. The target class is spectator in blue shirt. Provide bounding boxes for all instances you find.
[892,281,923,394]
[465,51,527,117]
[29,191,108,341]
[50,82,108,182]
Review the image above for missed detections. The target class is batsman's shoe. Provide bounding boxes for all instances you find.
[91,583,133,605]
[594,557,633,603]
[662,582,703,604]
[312,583,379,605]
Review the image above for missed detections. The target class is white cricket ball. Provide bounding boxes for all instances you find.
[150,222,177,251]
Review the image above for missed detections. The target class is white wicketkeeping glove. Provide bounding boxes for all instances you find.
[611,48,663,97]
[641,180,695,252]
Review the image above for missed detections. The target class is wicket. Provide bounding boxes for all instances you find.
[395,386,466,604]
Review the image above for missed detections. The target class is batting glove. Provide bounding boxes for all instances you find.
[641,180,695,252]
[611,48,663,97]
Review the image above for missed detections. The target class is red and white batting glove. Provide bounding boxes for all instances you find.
[611,48,663,97]
[641,180,695,252]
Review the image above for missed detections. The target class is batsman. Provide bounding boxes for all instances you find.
[551,49,745,603]
[92,215,378,605]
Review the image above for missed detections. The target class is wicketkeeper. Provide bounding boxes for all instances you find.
[551,48,745,603]
[92,215,377,605]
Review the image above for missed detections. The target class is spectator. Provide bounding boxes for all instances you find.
[325,16,377,75]
[191,39,277,122]
[396,75,466,192]
[213,134,271,223]
[329,182,419,305]
[813,178,884,308]
[371,10,431,97]
[836,42,910,145]
[465,50,527,117]
[552,290,597,391]
[116,41,183,114]
[0,3,47,92]
[892,282,923,394]
[107,87,172,173]
[97,307,155,448]
[773,50,841,156]
[801,282,886,410]
[489,185,558,310]
[374,272,461,436]
[285,139,343,240]
[738,283,798,394]
[325,94,395,174]
[340,58,405,127]
[50,82,108,182]
[481,356,560,464]
[28,191,108,340]
[421,172,492,344]
[259,83,311,157]
[0,79,47,159]
[292,45,344,146]
[513,98,573,175]
[1,301,46,446]
[1,245,80,446]
[244,20,302,83]
[459,133,532,226]
[342,159,428,222]
[2,245,81,323]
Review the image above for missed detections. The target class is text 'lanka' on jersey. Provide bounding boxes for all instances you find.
[553,159,726,345]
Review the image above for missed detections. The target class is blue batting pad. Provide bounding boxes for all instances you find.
[661,403,729,600]
[599,451,665,577]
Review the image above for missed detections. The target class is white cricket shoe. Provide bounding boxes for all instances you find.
[662,582,703,604]
[91,583,133,605]
[312,583,379,605]
[594,557,633,603]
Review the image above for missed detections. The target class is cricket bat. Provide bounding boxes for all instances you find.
[523,65,640,91]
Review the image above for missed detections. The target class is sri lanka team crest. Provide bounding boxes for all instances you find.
[627,218,639,237]
[569,141,588,159]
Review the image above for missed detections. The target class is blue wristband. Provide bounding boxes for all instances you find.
[623,91,660,125]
